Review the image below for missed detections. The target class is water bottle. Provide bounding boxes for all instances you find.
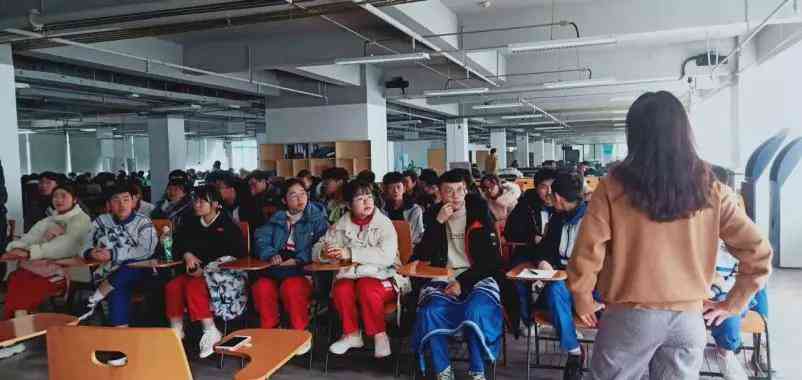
[161,226,173,262]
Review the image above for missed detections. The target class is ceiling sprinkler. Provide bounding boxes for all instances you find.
[478,0,492,9]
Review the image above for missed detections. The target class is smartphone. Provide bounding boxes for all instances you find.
[215,335,251,351]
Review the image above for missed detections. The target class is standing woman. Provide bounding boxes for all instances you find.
[567,91,772,379]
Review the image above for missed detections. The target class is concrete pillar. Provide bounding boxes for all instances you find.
[148,115,186,197]
[223,140,233,170]
[97,128,115,172]
[446,118,469,164]
[544,139,554,161]
[490,129,507,169]
[533,139,545,166]
[0,45,24,234]
[515,134,531,168]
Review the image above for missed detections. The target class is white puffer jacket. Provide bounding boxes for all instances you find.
[313,210,399,281]
[8,206,91,260]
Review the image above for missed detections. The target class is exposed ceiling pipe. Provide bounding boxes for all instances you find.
[4,28,325,99]
[357,2,501,87]
[712,0,793,74]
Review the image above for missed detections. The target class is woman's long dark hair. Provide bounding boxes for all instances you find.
[612,91,713,222]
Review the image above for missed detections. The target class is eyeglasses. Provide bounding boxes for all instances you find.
[353,194,375,203]
[442,187,467,197]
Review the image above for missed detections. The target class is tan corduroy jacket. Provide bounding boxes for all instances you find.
[567,176,772,317]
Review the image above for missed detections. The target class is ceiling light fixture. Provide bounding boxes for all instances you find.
[17,129,35,134]
[613,123,626,127]
[424,87,490,97]
[335,52,431,65]
[610,95,638,102]
[129,93,140,98]
[14,82,30,89]
[508,36,617,53]
[501,114,543,120]
[543,78,617,89]
[532,127,565,131]
[472,102,524,110]
[79,128,97,132]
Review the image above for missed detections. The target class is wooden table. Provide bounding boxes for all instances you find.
[214,329,311,380]
[127,259,184,269]
[506,262,567,282]
[220,257,272,271]
[303,261,354,272]
[0,313,78,348]
[397,260,453,279]
[52,257,103,268]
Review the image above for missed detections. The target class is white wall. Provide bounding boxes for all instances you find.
[690,87,735,168]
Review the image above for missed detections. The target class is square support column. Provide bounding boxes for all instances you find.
[490,129,507,169]
[446,118,469,164]
[0,45,24,233]
[515,134,531,168]
[148,115,186,199]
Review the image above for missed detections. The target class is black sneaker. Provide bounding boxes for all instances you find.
[564,354,583,380]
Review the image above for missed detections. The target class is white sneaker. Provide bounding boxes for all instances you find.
[296,340,312,356]
[172,326,185,340]
[328,331,364,355]
[708,348,748,380]
[469,372,486,380]
[199,327,223,359]
[107,355,128,367]
[374,332,391,358]
[436,367,454,380]
[0,344,25,359]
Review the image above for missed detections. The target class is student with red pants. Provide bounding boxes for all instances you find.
[251,178,328,355]
[313,179,401,359]
[164,186,245,359]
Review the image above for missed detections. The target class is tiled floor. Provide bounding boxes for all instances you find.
[0,269,799,379]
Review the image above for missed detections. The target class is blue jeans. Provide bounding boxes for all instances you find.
[415,290,502,375]
[106,266,144,326]
[753,287,769,317]
[711,289,768,351]
[544,280,581,352]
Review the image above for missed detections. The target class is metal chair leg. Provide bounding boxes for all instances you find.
[526,328,532,380]
[217,320,229,369]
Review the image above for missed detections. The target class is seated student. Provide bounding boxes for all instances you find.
[411,170,517,380]
[313,179,400,358]
[526,171,595,380]
[151,179,194,229]
[382,172,425,245]
[0,184,91,358]
[416,169,441,212]
[130,183,155,216]
[402,170,420,201]
[24,171,61,231]
[319,167,350,225]
[212,174,242,223]
[251,178,328,352]
[505,168,557,329]
[165,185,245,358]
[357,170,385,211]
[81,184,158,329]
[242,170,280,230]
[479,174,521,223]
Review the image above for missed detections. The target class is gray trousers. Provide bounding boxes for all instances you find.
[590,307,706,380]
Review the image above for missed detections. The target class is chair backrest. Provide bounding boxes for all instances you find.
[391,220,413,265]
[47,325,192,380]
[151,219,173,239]
[239,221,251,256]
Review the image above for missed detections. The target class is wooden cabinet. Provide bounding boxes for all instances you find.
[259,140,371,177]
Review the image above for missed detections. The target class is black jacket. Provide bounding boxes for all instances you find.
[414,199,519,328]
[239,190,281,231]
[504,189,551,260]
[174,212,245,266]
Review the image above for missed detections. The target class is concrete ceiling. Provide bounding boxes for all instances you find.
[441,0,593,15]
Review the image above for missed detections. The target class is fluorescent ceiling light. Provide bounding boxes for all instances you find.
[501,114,543,120]
[517,121,553,126]
[335,52,430,65]
[543,78,616,89]
[129,93,140,98]
[17,129,35,134]
[614,123,626,127]
[473,102,525,110]
[80,128,97,132]
[508,36,617,53]
[14,82,30,89]
[533,127,566,131]
[610,95,637,102]
[424,87,489,97]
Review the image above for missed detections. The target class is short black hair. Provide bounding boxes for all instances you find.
[246,170,269,182]
[551,171,584,202]
[439,169,466,185]
[534,168,558,183]
[419,169,439,187]
[106,182,134,201]
[53,184,79,199]
[213,174,238,189]
[356,170,376,184]
[195,185,223,206]
[403,170,418,182]
[342,179,374,204]
[169,169,188,181]
[382,171,405,186]
[296,169,312,179]
[322,167,350,182]
[490,148,497,154]
[167,179,191,194]
[281,178,307,198]
[39,171,61,183]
